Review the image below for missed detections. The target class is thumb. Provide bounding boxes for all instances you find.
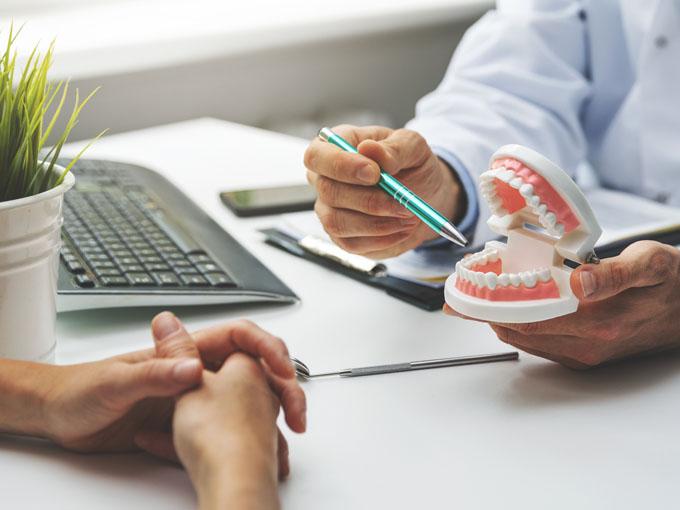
[357,129,430,175]
[571,241,675,302]
[152,311,201,360]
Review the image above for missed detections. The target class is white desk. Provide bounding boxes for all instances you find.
[1,118,679,509]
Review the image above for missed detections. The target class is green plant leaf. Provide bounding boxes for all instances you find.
[0,23,102,201]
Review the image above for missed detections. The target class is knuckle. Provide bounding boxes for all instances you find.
[362,191,386,215]
[335,236,370,255]
[315,205,330,230]
[645,244,674,280]
[303,147,315,170]
[373,217,399,234]
[279,437,289,455]
[138,362,159,385]
[392,202,409,216]
[396,128,427,156]
[275,337,290,355]
[402,129,426,148]
[352,246,373,256]
[605,261,630,292]
[333,123,354,133]
[315,177,338,205]
[492,326,512,344]
[323,213,341,236]
[234,318,257,331]
[331,153,354,180]
[333,236,353,251]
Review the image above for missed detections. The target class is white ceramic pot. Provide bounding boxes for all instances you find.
[0,165,74,362]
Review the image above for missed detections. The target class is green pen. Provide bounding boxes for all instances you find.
[318,127,469,247]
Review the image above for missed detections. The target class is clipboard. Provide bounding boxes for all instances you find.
[262,218,680,311]
[260,228,464,311]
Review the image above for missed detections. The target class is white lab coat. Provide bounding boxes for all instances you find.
[406,0,680,243]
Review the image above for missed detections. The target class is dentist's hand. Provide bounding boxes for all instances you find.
[304,125,465,259]
[445,241,680,368]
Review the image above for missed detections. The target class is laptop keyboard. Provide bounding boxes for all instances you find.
[61,163,236,290]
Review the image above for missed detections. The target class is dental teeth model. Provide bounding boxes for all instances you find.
[444,145,602,323]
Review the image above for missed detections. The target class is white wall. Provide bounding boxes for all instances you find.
[57,16,480,143]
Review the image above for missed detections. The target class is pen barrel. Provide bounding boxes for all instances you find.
[378,173,448,232]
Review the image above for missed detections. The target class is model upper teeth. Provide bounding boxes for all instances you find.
[498,169,514,182]
[457,252,553,290]
[543,212,556,227]
[479,166,565,237]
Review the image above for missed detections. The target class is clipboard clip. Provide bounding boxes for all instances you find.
[260,227,446,311]
[298,235,387,277]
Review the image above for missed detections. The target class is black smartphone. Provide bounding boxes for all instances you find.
[220,184,317,217]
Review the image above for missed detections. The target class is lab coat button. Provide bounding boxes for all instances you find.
[654,192,670,204]
[655,36,668,48]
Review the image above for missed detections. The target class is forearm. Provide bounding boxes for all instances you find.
[189,436,279,510]
[0,359,51,438]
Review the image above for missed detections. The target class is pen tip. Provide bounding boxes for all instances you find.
[440,223,469,247]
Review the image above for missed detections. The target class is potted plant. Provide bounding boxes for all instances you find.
[0,25,100,362]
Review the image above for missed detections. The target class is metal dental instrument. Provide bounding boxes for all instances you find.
[291,351,518,380]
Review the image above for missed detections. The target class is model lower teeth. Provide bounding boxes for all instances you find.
[454,248,560,301]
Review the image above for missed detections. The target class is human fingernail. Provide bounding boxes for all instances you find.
[357,166,377,184]
[580,270,596,297]
[154,312,181,340]
[173,359,201,383]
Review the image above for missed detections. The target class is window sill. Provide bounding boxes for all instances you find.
[7,0,491,80]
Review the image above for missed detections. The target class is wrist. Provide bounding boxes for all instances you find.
[38,365,75,442]
[418,158,465,244]
[436,157,466,224]
[191,432,278,510]
[0,360,56,439]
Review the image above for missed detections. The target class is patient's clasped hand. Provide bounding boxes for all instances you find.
[0,312,306,510]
